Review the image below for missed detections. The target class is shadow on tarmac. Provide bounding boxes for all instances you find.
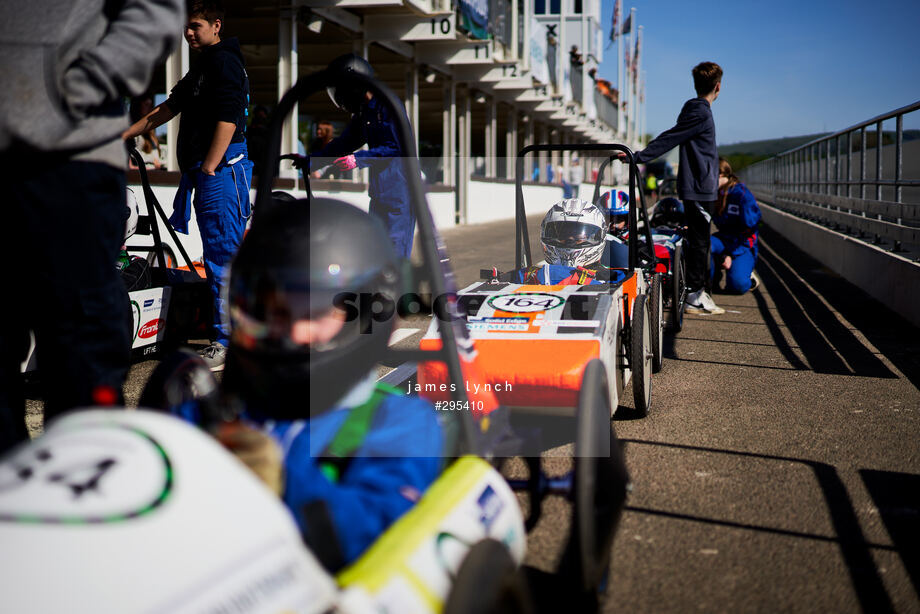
[621,438,903,613]
[756,226,920,385]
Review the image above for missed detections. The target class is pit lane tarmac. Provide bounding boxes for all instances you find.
[25,215,920,613]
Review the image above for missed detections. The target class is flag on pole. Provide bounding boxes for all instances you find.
[608,0,621,45]
[633,28,640,83]
[620,12,631,36]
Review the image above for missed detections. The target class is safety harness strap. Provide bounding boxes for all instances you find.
[319,382,401,482]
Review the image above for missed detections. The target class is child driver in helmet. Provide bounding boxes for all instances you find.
[200,199,443,571]
[599,189,631,270]
[513,197,625,285]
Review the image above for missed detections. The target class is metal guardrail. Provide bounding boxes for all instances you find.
[740,100,920,251]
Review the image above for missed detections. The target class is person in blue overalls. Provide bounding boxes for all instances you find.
[512,198,620,285]
[177,198,443,571]
[711,158,762,293]
[311,54,415,258]
[124,0,253,371]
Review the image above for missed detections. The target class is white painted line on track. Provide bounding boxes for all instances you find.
[388,327,421,346]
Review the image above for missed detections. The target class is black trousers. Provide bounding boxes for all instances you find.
[683,199,715,292]
[0,156,131,453]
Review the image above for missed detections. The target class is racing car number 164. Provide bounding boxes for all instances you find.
[487,293,565,313]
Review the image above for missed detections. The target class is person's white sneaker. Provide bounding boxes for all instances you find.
[685,289,726,315]
[750,270,762,292]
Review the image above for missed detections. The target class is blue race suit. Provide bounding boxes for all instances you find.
[175,377,443,568]
[313,96,415,258]
[169,143,252,345]
[165,37,252,346]
[710,182,761,293]
[511,263,625,285]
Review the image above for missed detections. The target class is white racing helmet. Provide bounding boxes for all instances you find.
[540,198,607,267]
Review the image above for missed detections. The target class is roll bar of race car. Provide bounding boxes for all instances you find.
[591,154,658,264]
[129,148,201,276]
[253,68,479,455]
[514,144,655,273]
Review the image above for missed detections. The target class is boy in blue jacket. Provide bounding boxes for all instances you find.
[624,61,725,315]
[209,199,443,571]
[124,0,253,371]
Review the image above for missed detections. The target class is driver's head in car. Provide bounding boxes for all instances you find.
[540,198,607,268]
[221,198,444,571]
[601,189,630,236]
[509,198,609,285]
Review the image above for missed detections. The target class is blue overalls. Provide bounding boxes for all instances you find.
[512,263,622,285]
[173,378,443,569]
[313,97,415,258]
[710,183,761,294]
[169,141,253,345]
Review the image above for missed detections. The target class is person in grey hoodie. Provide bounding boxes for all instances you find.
[628,61,725,315]
[0,0,183,453]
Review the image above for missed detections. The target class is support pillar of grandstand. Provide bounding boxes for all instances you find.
[537,122,548,183]
[405,62,419,155]
[277,11,298,181]
[354,39,370,186]
[486,96,497,178]
[550,128,560,176]
[506,106,517,180]
[523,115,534,181]
[164,40,189,172]
[443,79,456,186]
[457,87,471,223]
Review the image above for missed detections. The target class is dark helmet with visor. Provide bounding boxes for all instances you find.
[224,199,402,416]
[650,196,686,229]
[326,53,374,114]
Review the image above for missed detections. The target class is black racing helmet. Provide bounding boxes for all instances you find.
[326,54,374,114]
[650,196,686,229]
[224,198,402,416]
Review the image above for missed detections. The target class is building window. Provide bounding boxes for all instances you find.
[535,0,545,14]
[573,0,582,13]
[549,0,560,14]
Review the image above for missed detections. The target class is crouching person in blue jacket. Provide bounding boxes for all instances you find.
[711,158,762,294]
[204,199,443,571]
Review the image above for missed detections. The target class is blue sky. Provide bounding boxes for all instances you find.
[596,0,920,145]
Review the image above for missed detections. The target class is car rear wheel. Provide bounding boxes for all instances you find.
[558,359,630,611]
[649,273,664,373]
[630,294,652,417]
[670,243,686,333]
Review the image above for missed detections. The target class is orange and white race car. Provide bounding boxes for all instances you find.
[418,144,661,418]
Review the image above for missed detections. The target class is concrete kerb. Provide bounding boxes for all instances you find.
[759,202,920,329]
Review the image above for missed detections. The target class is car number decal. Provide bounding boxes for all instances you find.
[487,292,565,313]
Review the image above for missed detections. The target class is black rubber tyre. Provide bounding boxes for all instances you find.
[444,539,534,614]
[670,243,686,333]
[138,348,220,419]
[146,242,178,269]
[558,359,630,611]
[630,294,652,417]
[649,273,664,373]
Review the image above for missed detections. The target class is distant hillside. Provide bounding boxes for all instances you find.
[719,134,829,157]
[719,130,920,172]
